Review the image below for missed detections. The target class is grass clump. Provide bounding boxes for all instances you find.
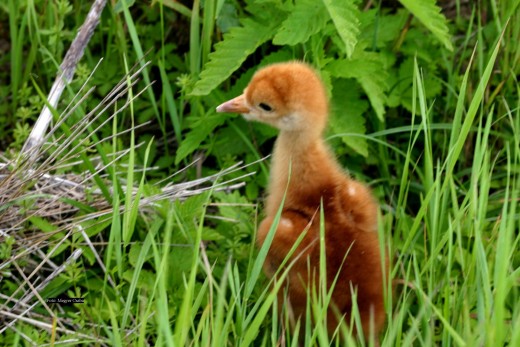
[0,0,519,346]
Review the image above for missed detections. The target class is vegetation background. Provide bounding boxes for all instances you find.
[0,0,519,346]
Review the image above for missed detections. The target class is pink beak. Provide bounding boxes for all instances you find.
[216,94,250,114]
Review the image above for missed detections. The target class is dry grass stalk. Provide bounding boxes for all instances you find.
[0,61,258,344]
[0,3,258,340]
[21,0,108,158]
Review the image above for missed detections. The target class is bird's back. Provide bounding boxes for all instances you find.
[269,174,387,337]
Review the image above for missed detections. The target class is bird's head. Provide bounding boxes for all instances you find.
[216,62,328,135]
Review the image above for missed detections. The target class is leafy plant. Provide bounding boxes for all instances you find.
[1,0,519,346]
[189,0,454,159]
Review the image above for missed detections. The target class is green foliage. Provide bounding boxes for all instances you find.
[188,0,453,155]
[190,16,284,96]
[272,0,329,46]
[327,80,369,157]
[175,113,227,164]
[399,0,454,50]
[322,0,361,57]
[327,50,389,121]
[1,0,520,346]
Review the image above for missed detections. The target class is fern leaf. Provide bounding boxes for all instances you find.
[322,0,361,57]
[191,17,282,96]
[399,0,453,51]
[329,79,369,157]
[273,0,329,46]
[175,114,226,164]
[357,75,386,122]
[327,52,388,121]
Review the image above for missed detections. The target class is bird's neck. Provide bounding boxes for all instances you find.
[265,130,340,216]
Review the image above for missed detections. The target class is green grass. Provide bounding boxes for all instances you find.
[0,0,519,346]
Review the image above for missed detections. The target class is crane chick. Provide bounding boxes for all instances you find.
[216,61,387,339]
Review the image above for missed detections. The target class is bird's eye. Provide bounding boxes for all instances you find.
[258,103,273,112]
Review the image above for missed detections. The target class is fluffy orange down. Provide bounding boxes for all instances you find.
[216,61,387,338]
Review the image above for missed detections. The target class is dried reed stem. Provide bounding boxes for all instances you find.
[21,0,108,159]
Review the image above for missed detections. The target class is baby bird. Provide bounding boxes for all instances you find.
[216,61,387,339]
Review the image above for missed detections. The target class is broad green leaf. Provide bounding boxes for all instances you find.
[28,216,57,233]
[358,9,409,48]
[175,114,227,164]
[216,2,240,33]
[387,57,442,111]
[177,194,208,220]
[122,268,155,291]
[326,52,388,120]
[399,0,453,51]
[322,0,361,57]
[169,247,195,287]
[273,0,329,46]
[328,79,369,156]
[191,17,282,95]
[128,242,152,267]
[174,193,209,231]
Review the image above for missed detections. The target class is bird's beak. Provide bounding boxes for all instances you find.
[216,94,250,114]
